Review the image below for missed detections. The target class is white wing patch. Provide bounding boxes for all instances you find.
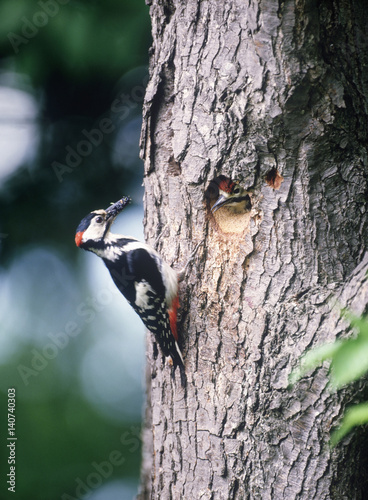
[135,280,156,310]
[121,240,178,306]
[93,243,124,261]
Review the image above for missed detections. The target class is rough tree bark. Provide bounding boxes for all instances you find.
[138,0,368,498]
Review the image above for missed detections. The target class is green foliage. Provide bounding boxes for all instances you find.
[0,358,142,499]
[290,312,368,445]
[288,340,343,386]
[0,0,151,82]
[330,403,368,447]
[0,1,150,263]
[0,2,150,498]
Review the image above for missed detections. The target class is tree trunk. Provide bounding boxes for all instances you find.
[138,0,368,498]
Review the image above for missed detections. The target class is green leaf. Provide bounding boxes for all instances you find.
[331,403,368,446]
[342,311,368,340]
[331,337,368,388]
[289,341,343,386]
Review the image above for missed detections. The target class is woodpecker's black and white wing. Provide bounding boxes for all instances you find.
[102,238,183,368]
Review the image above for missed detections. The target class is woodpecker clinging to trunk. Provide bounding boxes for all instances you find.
[75,197,185,378]
[208,175,252,214]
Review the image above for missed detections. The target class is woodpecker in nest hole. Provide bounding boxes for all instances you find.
[207,176,252,214]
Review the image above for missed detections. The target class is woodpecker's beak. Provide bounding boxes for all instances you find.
[211,194,228,213]
[105,196,131,220]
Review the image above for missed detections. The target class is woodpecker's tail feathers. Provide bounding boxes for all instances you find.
[178,364,187,388]
[167,340,185,387]
[175,340,184,365]
[170,355,186,388]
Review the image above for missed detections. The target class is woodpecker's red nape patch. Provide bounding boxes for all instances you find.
[75,231,84,247]
[168,295,180,342]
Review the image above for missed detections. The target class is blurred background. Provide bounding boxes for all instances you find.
[0,1,151,498]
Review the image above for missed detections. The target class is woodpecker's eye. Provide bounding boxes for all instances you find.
[233,186,241,195]
[95,216,104,224]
